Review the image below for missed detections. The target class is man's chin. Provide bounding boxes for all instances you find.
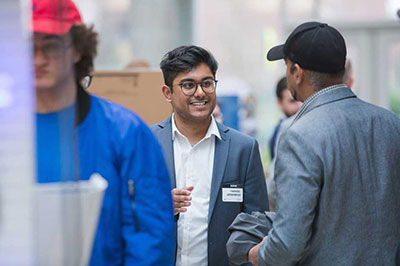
[189,113,212,123]
[35,81,54,91]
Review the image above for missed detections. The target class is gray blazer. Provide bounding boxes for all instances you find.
[259,85,400,266]
[151,117,269,266]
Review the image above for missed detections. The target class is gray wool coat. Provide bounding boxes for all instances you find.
[259,85,400,266]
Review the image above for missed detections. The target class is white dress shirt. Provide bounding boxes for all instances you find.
[172,114,221,266]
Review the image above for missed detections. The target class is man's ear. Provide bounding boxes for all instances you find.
[162,85,172,102]
[277,98,284,108]
[293,63,304,86]
[73,50,82,64]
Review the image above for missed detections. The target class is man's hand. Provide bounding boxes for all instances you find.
[248,236,267,266]
[171,186,194,215]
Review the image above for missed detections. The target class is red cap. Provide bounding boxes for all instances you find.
[32,0,83,35]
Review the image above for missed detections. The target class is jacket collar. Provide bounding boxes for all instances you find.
[293,85,356,125]
[75,84,91,127]
[156,117,176,188]
[209,121,230,222]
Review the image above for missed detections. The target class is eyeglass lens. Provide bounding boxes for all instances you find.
[179,79,217,95]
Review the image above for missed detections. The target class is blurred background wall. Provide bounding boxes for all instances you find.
[75,0,400,166]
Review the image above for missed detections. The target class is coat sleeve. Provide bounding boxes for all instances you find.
[243,139,269,213]
[118,121,175,265]
[226,212,274,265]
[258,129,323,266]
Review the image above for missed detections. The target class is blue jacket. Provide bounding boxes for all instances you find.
[37,87,175,265]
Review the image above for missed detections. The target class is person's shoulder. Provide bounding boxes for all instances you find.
[150,117,171,134]
[276,116,295,135]
[360,100,400,122]
[88,95,158,145]
[90,95,146,128]
[316,96,400,127]
[219,123,257,146]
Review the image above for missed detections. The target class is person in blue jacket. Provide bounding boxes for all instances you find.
[32,0,175,265]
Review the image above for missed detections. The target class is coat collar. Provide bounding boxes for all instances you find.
[208,121,230,222]
[293,85,357,125]
[156,116,176,188]
[75,84,91,127]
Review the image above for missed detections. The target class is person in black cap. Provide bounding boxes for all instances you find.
[247,21,400,266]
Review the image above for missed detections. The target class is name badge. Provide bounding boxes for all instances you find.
[222,184,243,202]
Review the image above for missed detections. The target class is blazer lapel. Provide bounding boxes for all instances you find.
[156,117,176,188]
[208,123,230,222]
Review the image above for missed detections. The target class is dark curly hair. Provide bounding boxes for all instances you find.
[69,24,98,83]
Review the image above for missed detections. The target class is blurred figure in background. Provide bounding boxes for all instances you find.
[268,77,302,160]
[212,103,224,123]
[151,45,269,266]
[267,77,302,211]
[33,0,174,265]
[343,59,354,88]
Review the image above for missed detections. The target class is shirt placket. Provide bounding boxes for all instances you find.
[182,146,193,265]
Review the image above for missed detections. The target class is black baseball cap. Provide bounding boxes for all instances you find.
[267,22,346,74]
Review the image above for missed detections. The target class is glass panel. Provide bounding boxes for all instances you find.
[0,0,35,264]
[75,0,193,69]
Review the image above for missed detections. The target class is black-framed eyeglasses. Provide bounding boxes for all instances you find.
[34,40,72,58]
[175,79,218,96]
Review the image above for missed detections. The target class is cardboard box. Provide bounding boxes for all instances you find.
[88,70,171,125]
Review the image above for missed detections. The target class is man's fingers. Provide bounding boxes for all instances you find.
[248,245,259,265]
[172,186,194,216]
[184,186,194,191]
[174,207,188,215]
[172,186,195,215]
[173,195,192,202]
[172,189,190,196]
[174,201,191,208]
[172,186,194,196]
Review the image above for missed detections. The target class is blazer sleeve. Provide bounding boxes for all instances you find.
[243,139,269,213]
[258,129,323,266]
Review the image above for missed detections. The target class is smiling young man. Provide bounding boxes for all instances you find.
[33,0,174,265]
[151,45,269,266]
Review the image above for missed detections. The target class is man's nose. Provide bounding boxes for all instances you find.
[34,47,47,66]
[193,83,206,97]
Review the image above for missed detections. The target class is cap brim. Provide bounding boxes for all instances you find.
[266,44,285,61]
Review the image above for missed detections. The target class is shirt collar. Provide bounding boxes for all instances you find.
[302,83,346,108]
[292,83,347,125]
[171,113,221,141]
